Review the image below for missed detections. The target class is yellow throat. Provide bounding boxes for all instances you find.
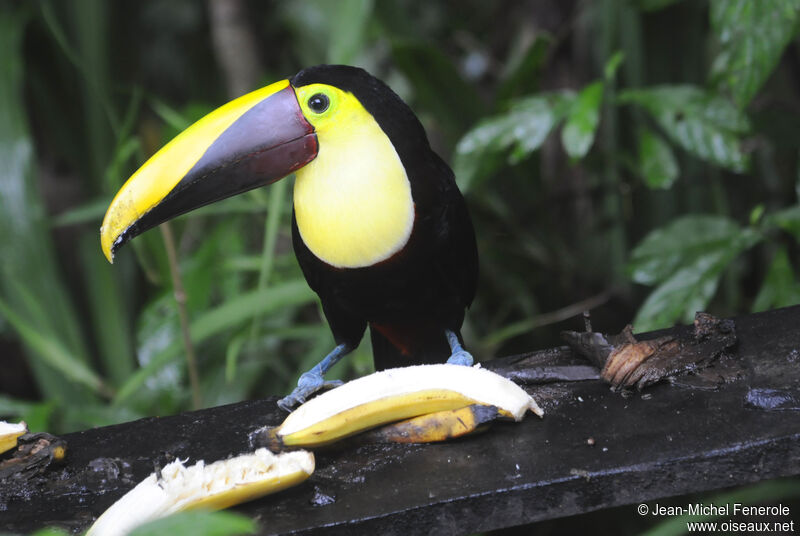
[293,84,414,268]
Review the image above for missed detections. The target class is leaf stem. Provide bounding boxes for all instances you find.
[160,222,202,409]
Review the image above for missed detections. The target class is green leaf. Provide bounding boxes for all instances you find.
[604,51,625,81]
[0,5,96,405]
[508,95,567,163]
[0,395,44,416]
[634,0,688,11]
[61,403,143,430]
[281,0,374,67]
[561,81,603,159]
[456,112,517,159]
[749,203,765,226]
[72,0,113,184]
[51,197,111,227]
[30,528,71,536]
[752,247,800,312]
[194,282,314,341]
[148,97,193,132]
[114,280,316,405]
[225,333,247,383]
[79,234,135,387]
[629,215,762,330]
[0,395,55,432]
[497,33,552,101]
[391,40,483,139]
[634,249,730,331]
[328,0,374,64]
[104,136,141,194]
[190,196,268,217]
[710,0,800,108]
[765,204,800,241]
[250,178,290,339]
[453,124,510,191]
[629,215,754,284]
[0,292,107,396]
[637,127,678,189]
[454,91,574,190]
[130,293,182,413]
[619,85,750,172]
[129,511,256,536]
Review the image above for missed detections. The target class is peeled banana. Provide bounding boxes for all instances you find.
[266,364,543,449]
[0,420,27,455]
[87,448,314,536]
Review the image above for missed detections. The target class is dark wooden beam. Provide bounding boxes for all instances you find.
[2,306,799,534]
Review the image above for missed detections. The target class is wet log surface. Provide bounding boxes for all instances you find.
[2,305,800,535]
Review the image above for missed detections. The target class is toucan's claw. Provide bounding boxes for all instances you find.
[277,390,306,412]
[277,393,301,412]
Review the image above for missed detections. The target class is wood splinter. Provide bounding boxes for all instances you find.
[562,312,738,390]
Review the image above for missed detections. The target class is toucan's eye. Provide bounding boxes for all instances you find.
[307,93,330,114]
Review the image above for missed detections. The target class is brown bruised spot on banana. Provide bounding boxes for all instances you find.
[87,448,314,536]
[0,420,27,455]
[260,364,543,450]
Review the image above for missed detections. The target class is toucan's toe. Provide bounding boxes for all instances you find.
[446,349,474,367]
[277,372,345,411]
[277,392,305,412]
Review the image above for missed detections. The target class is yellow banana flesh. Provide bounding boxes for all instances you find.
[87,448,314,536]
[269,364,542,449]
[0,421,27,455]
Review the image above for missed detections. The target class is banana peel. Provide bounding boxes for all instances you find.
[0,432,67,481]
[362,404,500,443]
[87,448,314,536]
[0,421,27,455]
[264,364,543,449]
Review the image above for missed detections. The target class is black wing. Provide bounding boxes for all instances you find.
[428,152,479,319]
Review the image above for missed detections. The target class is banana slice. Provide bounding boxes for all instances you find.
[268,364,543,448]
[0,421,27,455]
[87,448,314,536]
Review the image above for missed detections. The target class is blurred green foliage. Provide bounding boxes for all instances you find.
[128,511,256,536]
[25,511,256,536]
[0,0,799,437]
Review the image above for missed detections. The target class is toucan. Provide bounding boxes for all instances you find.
[101,65,478,410]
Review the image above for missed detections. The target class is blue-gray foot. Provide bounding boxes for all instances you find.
[277,343,351,412]
[445,329,474,366]
[277,371,343,411]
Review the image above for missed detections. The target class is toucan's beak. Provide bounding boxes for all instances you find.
[100,79,317,262]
